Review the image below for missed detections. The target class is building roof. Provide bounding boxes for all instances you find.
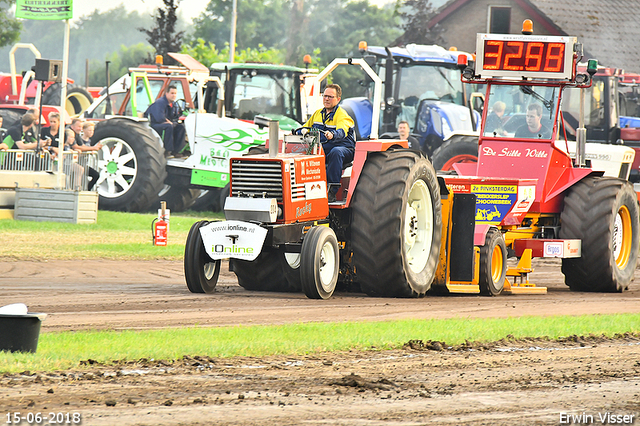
[428,0,640,72]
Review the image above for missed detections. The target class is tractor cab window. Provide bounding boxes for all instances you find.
[395,64,464,130]
[86,91,127,119]
[484,84,556,139]
[125,79,165,117]
[230,71,301,125]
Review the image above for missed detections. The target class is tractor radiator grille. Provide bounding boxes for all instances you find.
[231,159,284,201]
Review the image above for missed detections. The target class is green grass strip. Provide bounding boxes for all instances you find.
[1,313,638,373]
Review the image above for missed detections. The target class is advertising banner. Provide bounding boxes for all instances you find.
[16,0,73,20]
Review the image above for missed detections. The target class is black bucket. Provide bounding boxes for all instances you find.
[0,313,47,353]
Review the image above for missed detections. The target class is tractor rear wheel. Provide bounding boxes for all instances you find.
[300,226,339,299]
[351,150,442,297]
[184,220,220,294]
[93,118,167,212]
[479,228,507,296]
[231,249,302,292]
[431,135,478,171]
[42,83,94,118]
[157,184,202,212]
[559,177,640,292]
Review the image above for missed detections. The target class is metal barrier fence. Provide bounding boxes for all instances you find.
[0,149,99,191]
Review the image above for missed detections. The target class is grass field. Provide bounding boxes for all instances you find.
[1,211,638,374]
[0,211,223,260]
[1,314,639,373]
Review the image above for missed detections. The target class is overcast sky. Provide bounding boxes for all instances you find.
[72,0,394,23]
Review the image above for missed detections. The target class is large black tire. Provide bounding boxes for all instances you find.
[300,226,340,299]
[184,220,220,294]
[157,185,202,212]
[231,249,301,292]
[42,83,94,118]
[351,150,442,297]
[479,228,507,296]
[431,135,478,171]
[0,108,25,129]
[190,184,230,212]
[559,177,640,292]
[93,118,167,212]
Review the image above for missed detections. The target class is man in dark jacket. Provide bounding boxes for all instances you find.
[144,85,186,158]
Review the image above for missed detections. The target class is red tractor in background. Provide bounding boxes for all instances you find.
[183,24,639,298]
[0,43,94,128]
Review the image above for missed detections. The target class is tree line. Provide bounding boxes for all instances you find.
[0,0,442,92]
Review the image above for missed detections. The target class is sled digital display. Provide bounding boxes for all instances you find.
[475,34,576,80]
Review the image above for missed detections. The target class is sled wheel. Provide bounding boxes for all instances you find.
[479,228,507,296]
[351,150,442,297]
[184,221,220,294]
[300,226,339,299]
[560,177,640,292]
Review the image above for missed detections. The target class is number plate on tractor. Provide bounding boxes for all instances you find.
[200,220,268,261]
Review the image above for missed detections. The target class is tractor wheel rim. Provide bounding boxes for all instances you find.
[284,253,301,269]
[319,241,336,292]
[96,137,138,198]
[613,205,632,269]
[204,261,217,280]
[442,154,477,171]
[491,244,504,283]
[404,179,433,274]
[66,93,92,117]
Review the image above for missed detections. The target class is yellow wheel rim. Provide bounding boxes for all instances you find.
[491,244,504,283]
[613,205,633,269]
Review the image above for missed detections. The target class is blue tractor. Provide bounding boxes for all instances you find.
[340,43,482,157]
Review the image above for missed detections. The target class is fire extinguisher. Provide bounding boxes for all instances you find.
[152,201,169,246]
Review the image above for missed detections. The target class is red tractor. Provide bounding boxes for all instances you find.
[183,27,639,298]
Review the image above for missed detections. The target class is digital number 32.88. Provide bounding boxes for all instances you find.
[483,40,565,73]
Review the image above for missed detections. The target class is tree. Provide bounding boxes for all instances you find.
[139,0,184,64]
[191,0,288,57]
[0,6,153,84]
[0,0,21,49]
[181,38,286,67]
[87,43,155,87]
[393,0,443,46]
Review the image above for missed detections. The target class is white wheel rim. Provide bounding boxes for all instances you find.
[284,253,301,269]
[613,212,623,260]
[319,240,336,292]
[404,179,433,274]
[204,261,217,280]
[96,137,138,198]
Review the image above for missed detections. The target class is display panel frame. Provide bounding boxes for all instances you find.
[475,34,576,80]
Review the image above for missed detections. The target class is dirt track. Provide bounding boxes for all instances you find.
[1,258,639,425]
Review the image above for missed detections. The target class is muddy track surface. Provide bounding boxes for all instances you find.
[1,258,639,425]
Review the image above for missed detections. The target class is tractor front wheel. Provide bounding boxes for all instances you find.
[559,177,640,292]
[479,228,507,296]
[184,220,220,294]
[301,226,339,299]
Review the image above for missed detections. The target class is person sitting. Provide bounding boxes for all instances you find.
[41,111,63,158]
[144,85,186,159]
[292,84,355,202]
[515,103,551,139]
[69,118,101,191]
[81,121,95,145]
[398,120,420,150]
[484,101,507,136]
[0,113,49,150]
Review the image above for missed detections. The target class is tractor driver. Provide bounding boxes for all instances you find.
[145,85,187,159]
[515,103,551,139]
[292,84,355,202]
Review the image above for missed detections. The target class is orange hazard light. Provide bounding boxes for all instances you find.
[522,19,533,35]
